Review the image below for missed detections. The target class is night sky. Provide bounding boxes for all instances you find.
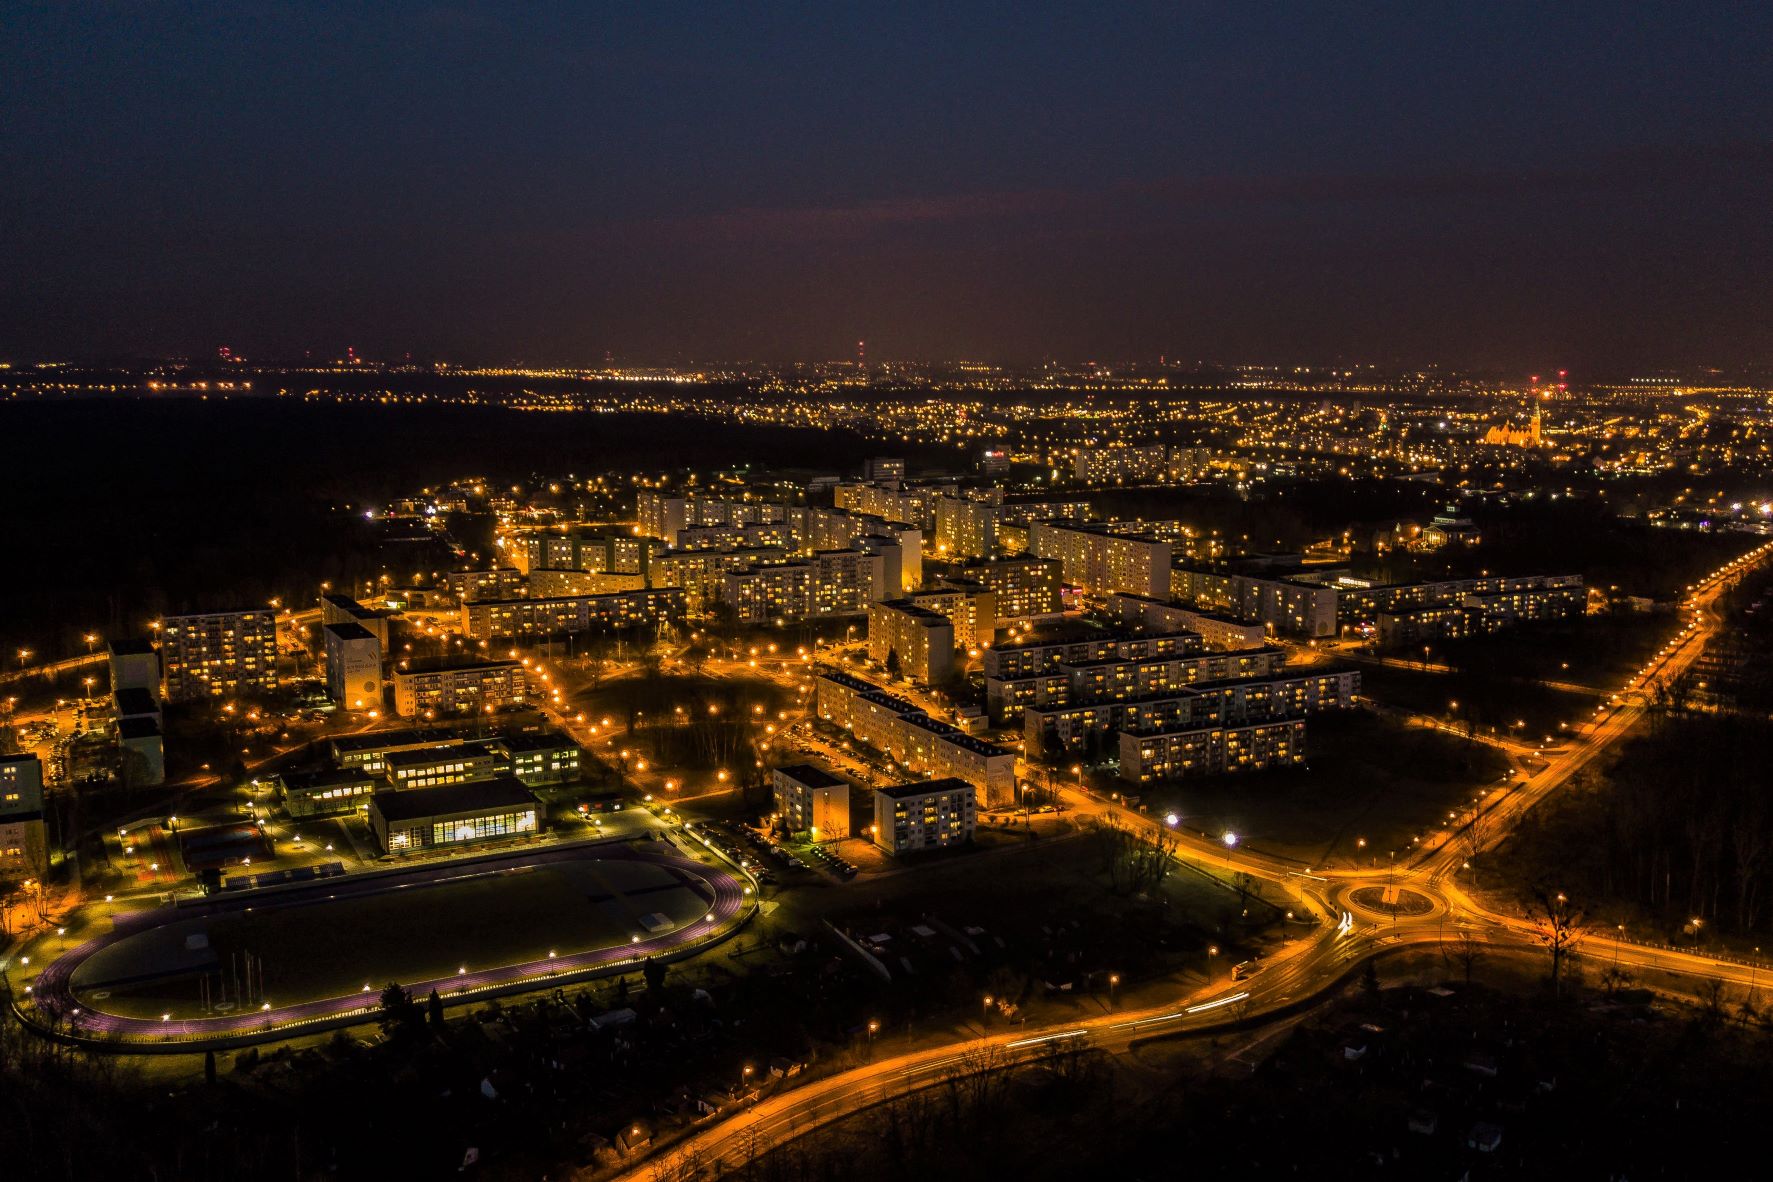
[4,3,1771,369]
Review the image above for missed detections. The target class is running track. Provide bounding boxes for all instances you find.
[28,840,748,1044]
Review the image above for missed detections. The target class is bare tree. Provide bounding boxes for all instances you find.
[1441,929,1487,985]
[1525,887,1584,997]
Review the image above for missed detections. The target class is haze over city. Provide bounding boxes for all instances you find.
[6,3,1773,368]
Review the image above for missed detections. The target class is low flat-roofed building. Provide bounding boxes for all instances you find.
[281,765,378,818]
[370,774,540,853]
[492,730,582,786]
[385,742,501,790]
[330,727,462,774]
[772,764,851,839]
[873,778,976,855]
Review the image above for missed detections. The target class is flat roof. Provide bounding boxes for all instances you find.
[876,778,973,800]
[114,686,159,715]
[324,621,378,642]
[467,587,681,608]
[385,742,493,769]
[107,637,156,656]
[371,776,538,824]
[116,717,162,740]
[331,727,460,754]
[774,763,845,789]
[397,656,522,675]
[904,715,1012,756]
[283,765,375,790]
[497,729,577,753]
[817,669,880,693]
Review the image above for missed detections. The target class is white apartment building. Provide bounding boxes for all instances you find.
[873,778,977,855]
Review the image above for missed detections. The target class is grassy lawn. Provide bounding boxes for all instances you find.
[1357,661,1586,742]
[1137,710,1511,867]
[1433,613,1670,691]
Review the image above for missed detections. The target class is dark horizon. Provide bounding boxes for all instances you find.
[5,4,1772,370]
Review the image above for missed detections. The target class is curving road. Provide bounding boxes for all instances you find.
[606,539,1773,1181]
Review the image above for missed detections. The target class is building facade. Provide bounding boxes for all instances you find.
[771,764,851,839]
[461,587,685,639]
[873,778,977,855]
[867,601,956,685]
[370,776,540,853]
[0,754,46,874]
[160,609,279,702]
[1029,521,1171,599]
[1118,718,1307,783]
[324,621,384,709]
[393,658,527,718]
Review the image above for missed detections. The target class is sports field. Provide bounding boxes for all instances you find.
[72,855,711,1020]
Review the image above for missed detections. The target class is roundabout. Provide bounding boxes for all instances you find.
[1334,880,1447,925]
[18,838,751,1048]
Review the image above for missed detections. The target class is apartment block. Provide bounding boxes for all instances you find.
[815,670,1016,805]
[106,638,159,695]
[873,778,977,855]
[934,495,999,559]
[1029,520,1171,599]
[461,587,685,639]
[1107,593,1268,650]
[160,609,279,702]
[1073,444,1168,485]
[321,593,391,649]
[868,600,956,685]
[392,658,526,718]
[1171,567,1338,639]
[932,556,1063,624]
[1118,718,1307,783]
[772,764,851,839]
[0,754,46,874]
[444,567,529,604]
[324,621,384,710]
[722,549,884,623]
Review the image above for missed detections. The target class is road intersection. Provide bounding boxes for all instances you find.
[613,538,1773,1181]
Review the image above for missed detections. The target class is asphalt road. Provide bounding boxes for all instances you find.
[606,539,1773,1180]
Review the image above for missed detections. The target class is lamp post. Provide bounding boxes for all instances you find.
[981,994,993,1028]
[1108,973,1120,1008]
